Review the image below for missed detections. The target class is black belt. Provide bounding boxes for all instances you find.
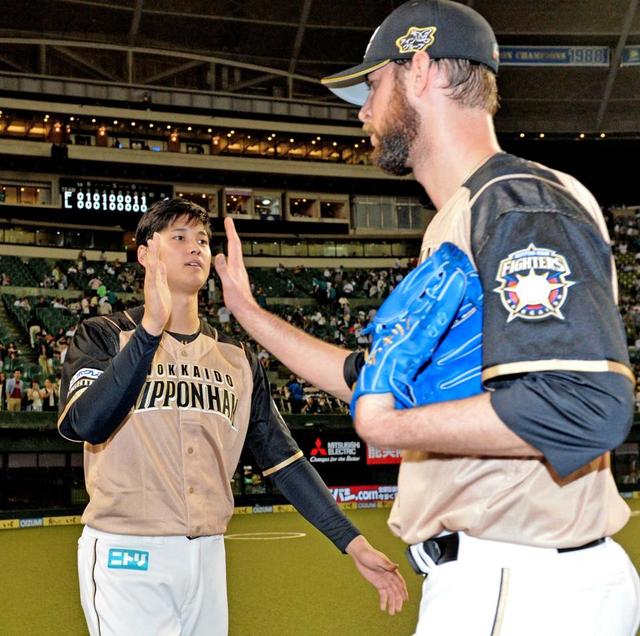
[406,533,605,576]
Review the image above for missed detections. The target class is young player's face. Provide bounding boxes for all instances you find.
[156,216,211,293]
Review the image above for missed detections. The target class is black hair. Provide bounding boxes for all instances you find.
[134,198,211,247]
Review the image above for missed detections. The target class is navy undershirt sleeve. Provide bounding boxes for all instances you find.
[270,458,360,552]
[59,324,161,444]
[490,370,634,477]
[343,350,365,388]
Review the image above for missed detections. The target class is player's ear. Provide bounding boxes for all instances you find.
[137,244,148,267]
[410,51,433,96]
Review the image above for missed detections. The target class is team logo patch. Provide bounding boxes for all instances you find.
[493,244,575,322]
[395,26,437,54]
[107,548,149,571]
[68,368,103,393]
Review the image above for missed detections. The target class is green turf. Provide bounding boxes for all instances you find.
[0,502,638,635]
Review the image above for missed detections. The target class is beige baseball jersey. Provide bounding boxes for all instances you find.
[58,306,302,537]
[387,152,634,547]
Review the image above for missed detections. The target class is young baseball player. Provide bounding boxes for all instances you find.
[215,1,640,635]
[57,198,407,635]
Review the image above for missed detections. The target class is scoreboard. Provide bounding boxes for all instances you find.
[60,179,173,214]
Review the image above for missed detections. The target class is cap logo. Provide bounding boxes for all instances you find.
[395,26,437,54]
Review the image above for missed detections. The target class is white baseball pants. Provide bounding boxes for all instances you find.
[78,526,228,635]
[413,534,640,636]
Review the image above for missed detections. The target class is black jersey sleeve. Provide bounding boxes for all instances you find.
[473,198,631,379]
[270,458,360,552]
[243,349,302,473]
[243,349,360,551]
[470,176,634,473]
[58,319,161,444]
[490,370,634,477]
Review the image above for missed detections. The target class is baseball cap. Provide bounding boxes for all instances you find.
[321,0,499,105]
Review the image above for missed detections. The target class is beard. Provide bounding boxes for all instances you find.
[368,86,420,177]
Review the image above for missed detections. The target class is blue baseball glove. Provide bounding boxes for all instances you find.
[351,242,483,414]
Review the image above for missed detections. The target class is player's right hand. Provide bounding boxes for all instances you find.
[214,217,259,317]
[142,232,171,336]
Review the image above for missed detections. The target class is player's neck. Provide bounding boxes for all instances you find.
[413,110,501,210]
[166,293,201,334]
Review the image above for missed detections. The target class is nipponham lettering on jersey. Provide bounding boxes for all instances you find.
[134,363,239,428]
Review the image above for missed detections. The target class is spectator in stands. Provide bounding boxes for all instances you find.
[14,297,31,310]
[286,374,305,414]
[97,296,113,316]
[6,369,23,412]
[0,371,6,410]
[52,264,63,284]
[302,395,321,415]
[55,336,69,365]
[6,342,18,366]
[207,276,216,303]
[27,380,44,412]
[27,313,42,348]
[37,338,54,376]
[316,396,332,415]
[65,322,78,339]
[88,276,103,291]
[217,304,232,333]
[80,295,90,318]
[52,297,67,310]
[1,272,10,286]
[257,347,271,369]
[256,287,268,309]
[77,250,87,272]
[42,377,59,412]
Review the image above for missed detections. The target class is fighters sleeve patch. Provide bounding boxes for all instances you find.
[493,244,574,322]
[68,368,103,394]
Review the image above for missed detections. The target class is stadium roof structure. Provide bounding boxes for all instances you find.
[1,0,640,134]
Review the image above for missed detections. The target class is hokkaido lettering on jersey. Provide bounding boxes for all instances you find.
[134,362,239,426]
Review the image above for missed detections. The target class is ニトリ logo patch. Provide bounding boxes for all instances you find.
[395,26,437,54]
[493,244,574,322]
[107,548,149,571]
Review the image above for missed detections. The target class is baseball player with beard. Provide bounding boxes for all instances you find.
[215,1,640,634]
[57,198,407,636]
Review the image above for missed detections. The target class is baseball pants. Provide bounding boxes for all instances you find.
[412,533,640,636]
[78,526,228,636]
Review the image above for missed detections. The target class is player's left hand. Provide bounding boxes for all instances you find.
[345,535,408,615]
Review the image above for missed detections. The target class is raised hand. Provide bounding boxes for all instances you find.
[214,217,258,316]
[141,232,172,336]
[345,535,409,615]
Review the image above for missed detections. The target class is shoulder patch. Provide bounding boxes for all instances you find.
[69,368,103,393]
[493,244,574,322]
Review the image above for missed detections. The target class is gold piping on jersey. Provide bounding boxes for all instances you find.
[56,386,89,441]
[102,316,122,332]
[262,450,304,477]
[482,359,636,385]
[123,310,137,328]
